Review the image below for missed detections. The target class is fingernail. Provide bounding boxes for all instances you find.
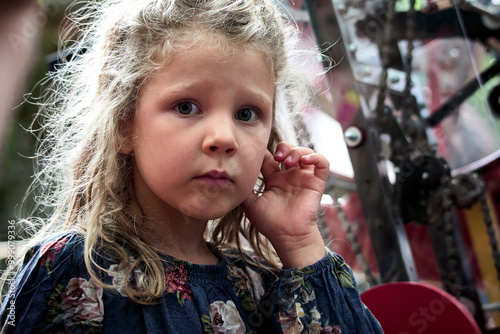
[275,150,283,158]
[285,156,293,164]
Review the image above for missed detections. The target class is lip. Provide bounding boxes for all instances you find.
[195,170,234,188]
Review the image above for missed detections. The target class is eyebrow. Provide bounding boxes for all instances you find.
[242,87,275,109]
[150,80,274,109]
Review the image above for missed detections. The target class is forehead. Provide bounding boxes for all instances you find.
[146,34,274,85]
[151,30,276,77]
[139,36,276,107]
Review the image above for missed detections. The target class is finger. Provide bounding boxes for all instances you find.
[282,146,315,169]
[299,152,327,166]
[300,153,330,180]
[273,142,294,162]
[242,153,276,214]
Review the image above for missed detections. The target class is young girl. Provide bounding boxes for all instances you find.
[0,0,383,333]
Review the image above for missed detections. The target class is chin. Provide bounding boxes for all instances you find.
[179,208,235,222]
[183,210,227,221]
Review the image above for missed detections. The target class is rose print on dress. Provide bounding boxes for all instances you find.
[108,261,128,297]
[227,265,265,303]
[61,278,104,326]
[209,300,246,334]
[321,325,342,333]
[166,263,192,306]
[108,258,142,297]
[329,253,354,289]
[44,277,104,332]
[39,237,69,274]
[277,256,350,334]
[227,265,248,296]
[244,267,264,303]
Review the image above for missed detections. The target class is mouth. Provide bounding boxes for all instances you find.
[194,170,234,188]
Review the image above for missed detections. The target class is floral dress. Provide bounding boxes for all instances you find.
[0,232,383,333]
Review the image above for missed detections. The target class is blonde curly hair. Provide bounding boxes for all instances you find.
[8,0,322,304]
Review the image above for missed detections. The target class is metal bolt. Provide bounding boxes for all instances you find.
[389,74,400,84]
[344,126,364,148]
[421,1,437,14]
[347,44,357,54]
[358,65,372,77]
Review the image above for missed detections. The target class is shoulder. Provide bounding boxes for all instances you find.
[21,231,86,278]
[1,232,104,333]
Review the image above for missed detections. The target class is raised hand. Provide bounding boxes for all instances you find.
[242,142,330,268]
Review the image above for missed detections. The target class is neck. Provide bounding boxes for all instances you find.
[142,214,219,265]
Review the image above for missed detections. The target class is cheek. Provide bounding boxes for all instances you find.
[238,137,270,181]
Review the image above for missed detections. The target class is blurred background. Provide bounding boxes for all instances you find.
[0,0,69,240]
[2,0,500,332]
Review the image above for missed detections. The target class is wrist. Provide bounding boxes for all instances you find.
[272,231,326,269]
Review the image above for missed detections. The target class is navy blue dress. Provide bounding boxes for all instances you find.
[0,232,383,333]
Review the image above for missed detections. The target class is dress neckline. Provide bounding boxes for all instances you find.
[157,250,230,283]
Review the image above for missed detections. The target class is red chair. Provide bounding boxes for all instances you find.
[361,282,481,334]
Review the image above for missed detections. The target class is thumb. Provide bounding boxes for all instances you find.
[260,150,280,181]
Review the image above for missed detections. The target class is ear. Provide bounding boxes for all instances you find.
[118,118,134,154]
[119,137,133,155]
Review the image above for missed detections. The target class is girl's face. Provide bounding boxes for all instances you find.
[125,40,275,223]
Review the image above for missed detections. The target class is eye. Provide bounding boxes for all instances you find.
[235,108,258,122]
[175,102,200,115]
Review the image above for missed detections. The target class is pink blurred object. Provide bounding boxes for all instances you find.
[361,281,481,334]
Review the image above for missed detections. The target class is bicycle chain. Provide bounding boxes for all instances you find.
[329,190,379,287]
[401,0,417,137]
[373,0,470,288]
[374,0,397,118]
[441,200,461,288]
[341,1,500,293]
[480,193,500,288]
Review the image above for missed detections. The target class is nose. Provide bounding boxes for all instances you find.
[202,115,239,155]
